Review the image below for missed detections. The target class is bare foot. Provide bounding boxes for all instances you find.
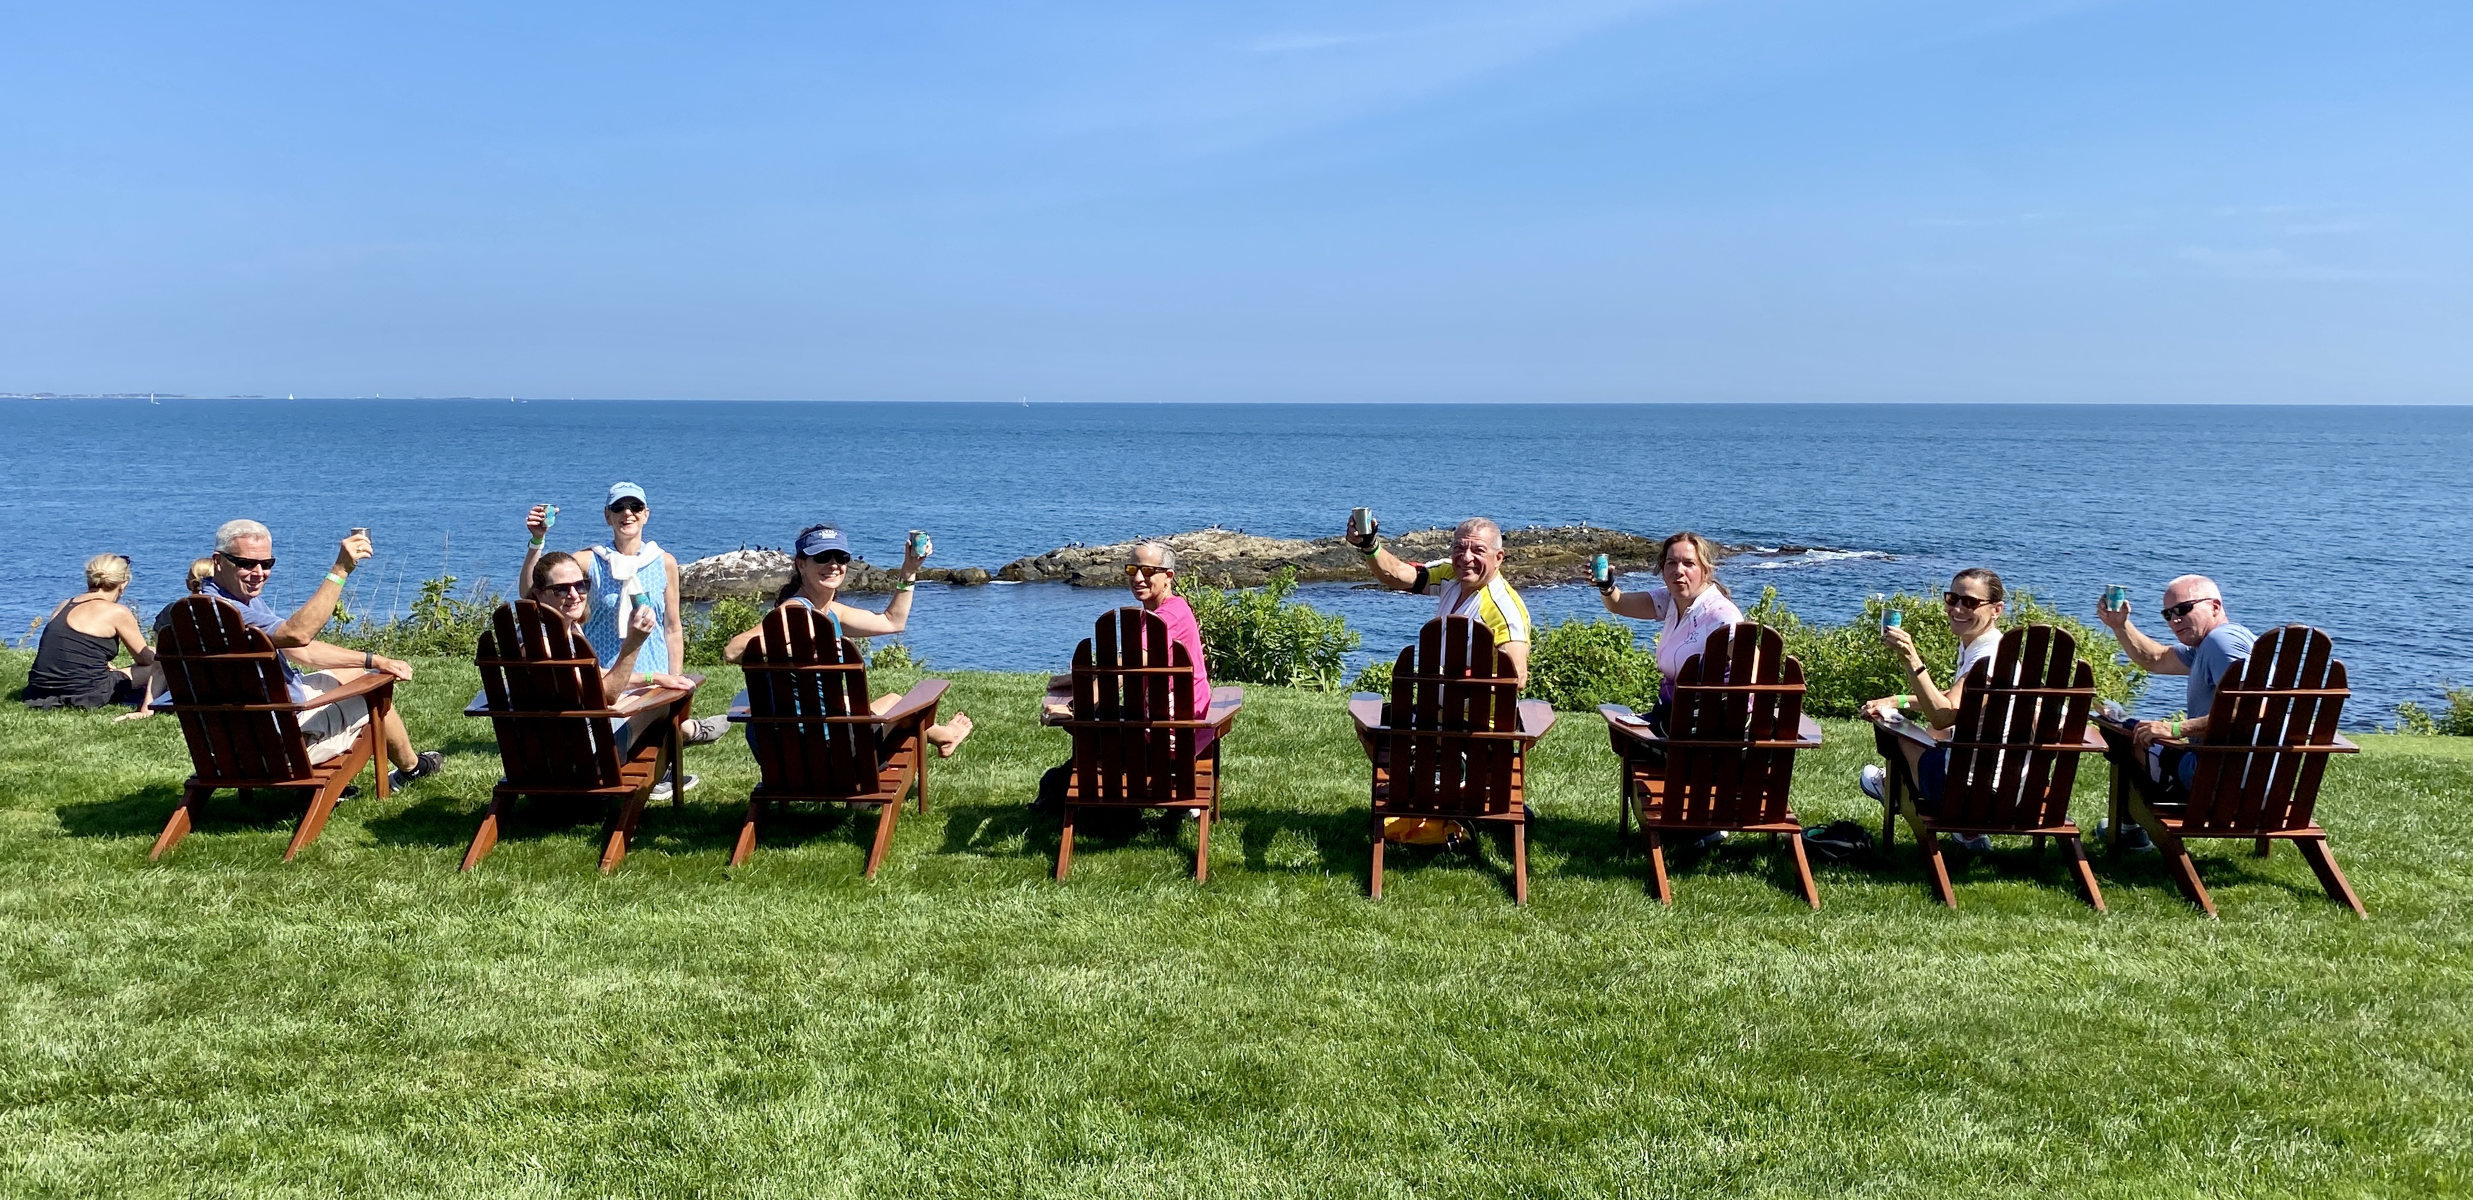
[926,712,974,758]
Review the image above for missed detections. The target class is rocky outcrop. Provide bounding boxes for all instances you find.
[997,526,1717,589]
[677,548,990,601]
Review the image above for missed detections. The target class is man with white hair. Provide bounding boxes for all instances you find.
[1349,515,1532,688]
[193,518,439,788]
[2092,574,2256,837]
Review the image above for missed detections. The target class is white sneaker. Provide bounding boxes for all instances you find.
[1858,764,1887,802]
[650,773,700,803]
[683,716,731,746]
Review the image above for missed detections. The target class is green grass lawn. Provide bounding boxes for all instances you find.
[2,649,2468,1198]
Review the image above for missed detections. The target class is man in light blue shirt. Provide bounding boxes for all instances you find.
[2093,573,2257,804]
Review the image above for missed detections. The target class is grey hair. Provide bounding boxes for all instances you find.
[1134,542,1177,571]
[1453,517,1503,549]
[215,519,271,554]
[2164,574,2222,601]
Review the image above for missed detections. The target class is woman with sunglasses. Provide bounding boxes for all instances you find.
[721,524,973,756]
[526,551,687,757]
[1856,568,2008,849]
[518,483,687,686]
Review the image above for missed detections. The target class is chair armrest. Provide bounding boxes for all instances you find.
[1517,700,1557,740]
[2332,732,2360,753]
[1601,705,1663,745]
[1204,685,1244,731]
[1866,711,1942,750]
[872,678,950,729]
[312,671,398,709]
[1797,714,1825,746]
[726,689,751,721]
[1349,694,1385,735]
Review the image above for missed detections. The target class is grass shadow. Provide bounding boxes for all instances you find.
[55,784,300,841]
[360,788,743,859]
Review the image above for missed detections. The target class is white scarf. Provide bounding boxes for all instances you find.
[593,541,665,584]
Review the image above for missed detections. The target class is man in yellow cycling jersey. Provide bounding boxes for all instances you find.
[1348,514,1532,689]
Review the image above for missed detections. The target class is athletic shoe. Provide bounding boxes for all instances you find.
[2096,818,2154,852]
[683,715,731,746]
[386,750,444,791]
[650,773,700,803]
[1858,764,1887,802]
[1693,830,1729,851]
[1949,833,1992,854]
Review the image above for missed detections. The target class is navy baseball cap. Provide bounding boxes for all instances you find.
[795,526,853,558]
[606,482,647,508]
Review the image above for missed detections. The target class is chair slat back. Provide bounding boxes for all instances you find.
[1937,625,2096,829]
[474,600,625,791]
[1380,617,1522,816]
[2184,625,2349,835]
[741,604,886,796]
[1069,607,1201,802]
[1650,623,1805,826]
[155,596,313,781]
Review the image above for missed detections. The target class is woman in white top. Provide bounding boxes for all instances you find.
[1596,531,1744,727]
[1856,568,2008,844]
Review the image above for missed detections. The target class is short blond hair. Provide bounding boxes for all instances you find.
[84,553,131,591]
[186,556,215,594]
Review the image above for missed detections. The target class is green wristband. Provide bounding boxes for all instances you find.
[324,572,348,587]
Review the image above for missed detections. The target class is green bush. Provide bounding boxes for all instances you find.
[1525,619,1661,712]
[2398,688,2473,736]
[326,574,502,659]
[1349,660,1392,695]
[683,595,767,667]
[1178,567,1360,691]
[1743,586,2146,718]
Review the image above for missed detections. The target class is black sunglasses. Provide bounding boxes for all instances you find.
[606,500,646,514]
[1943,592,1996,612]
[542,580,590,597]
[2162,597,2216,621]
[218,551,276,571]
[805,550,852,566]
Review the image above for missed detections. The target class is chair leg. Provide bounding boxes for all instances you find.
[1787,830,1821,910]
[728,799,762,868]
[1055,807,1076,881]
[914,746,930,814]
[1193,806,1212,884]
[2064,834,2106,913]
[150,785,206,861]
[1616,779,1633,852]
[2254,836,2272,858]
[1644,828,1671,905]
[2125,793,2215,918]
[461,794,509,872]
[1918,829,1958,909]
[1510,819,1528,906]
[2296,836,2366,918]
[603,786,651,873]
[285,782,344,863]
[1369,817,1385,900]
[863,799,899,879]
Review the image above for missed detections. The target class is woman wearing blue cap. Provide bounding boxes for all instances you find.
[722,523,974,756]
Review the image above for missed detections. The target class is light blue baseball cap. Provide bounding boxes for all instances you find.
[606,481,648,508]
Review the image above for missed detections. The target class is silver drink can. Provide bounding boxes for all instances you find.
[1348,507,1374,541]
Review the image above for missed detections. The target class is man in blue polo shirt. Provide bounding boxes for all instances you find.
[2093,574,2256,839]
[196,518,440,788]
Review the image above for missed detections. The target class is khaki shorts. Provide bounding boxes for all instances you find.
[297,671,375,764]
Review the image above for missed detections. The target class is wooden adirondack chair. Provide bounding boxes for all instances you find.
[461,599,698,873]
[726,604,947,876]
[1868,625,2106,911]
[147,595,396,861]
[2114,624,2363,918]
[1600,622,1823,908]
[1053,607,1242,882]
[1352,616,1554,904]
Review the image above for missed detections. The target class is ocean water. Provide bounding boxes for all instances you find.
[5,399,2466,725]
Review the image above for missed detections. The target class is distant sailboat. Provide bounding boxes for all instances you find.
[288,393,295,400]
[1020,396,1029,407]
[148,392,158,405]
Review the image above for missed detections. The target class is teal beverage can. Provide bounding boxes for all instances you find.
[1883,609,1903,630]
[543,505,559,531]
[907,530,931,557]
[2105,584,2127,612]
[1592,554,1611,587]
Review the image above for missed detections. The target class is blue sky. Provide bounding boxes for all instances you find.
[4,0,2466,402]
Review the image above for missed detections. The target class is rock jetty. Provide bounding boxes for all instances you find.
[997,526,1704,589]
[679,526,1798,599]
[677,548,990,601]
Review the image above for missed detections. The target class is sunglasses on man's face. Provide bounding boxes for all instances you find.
[219,552,276,572]
[1943,592,1995,612]
[1124,564,1173,579]
[2162,598,2215,621]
